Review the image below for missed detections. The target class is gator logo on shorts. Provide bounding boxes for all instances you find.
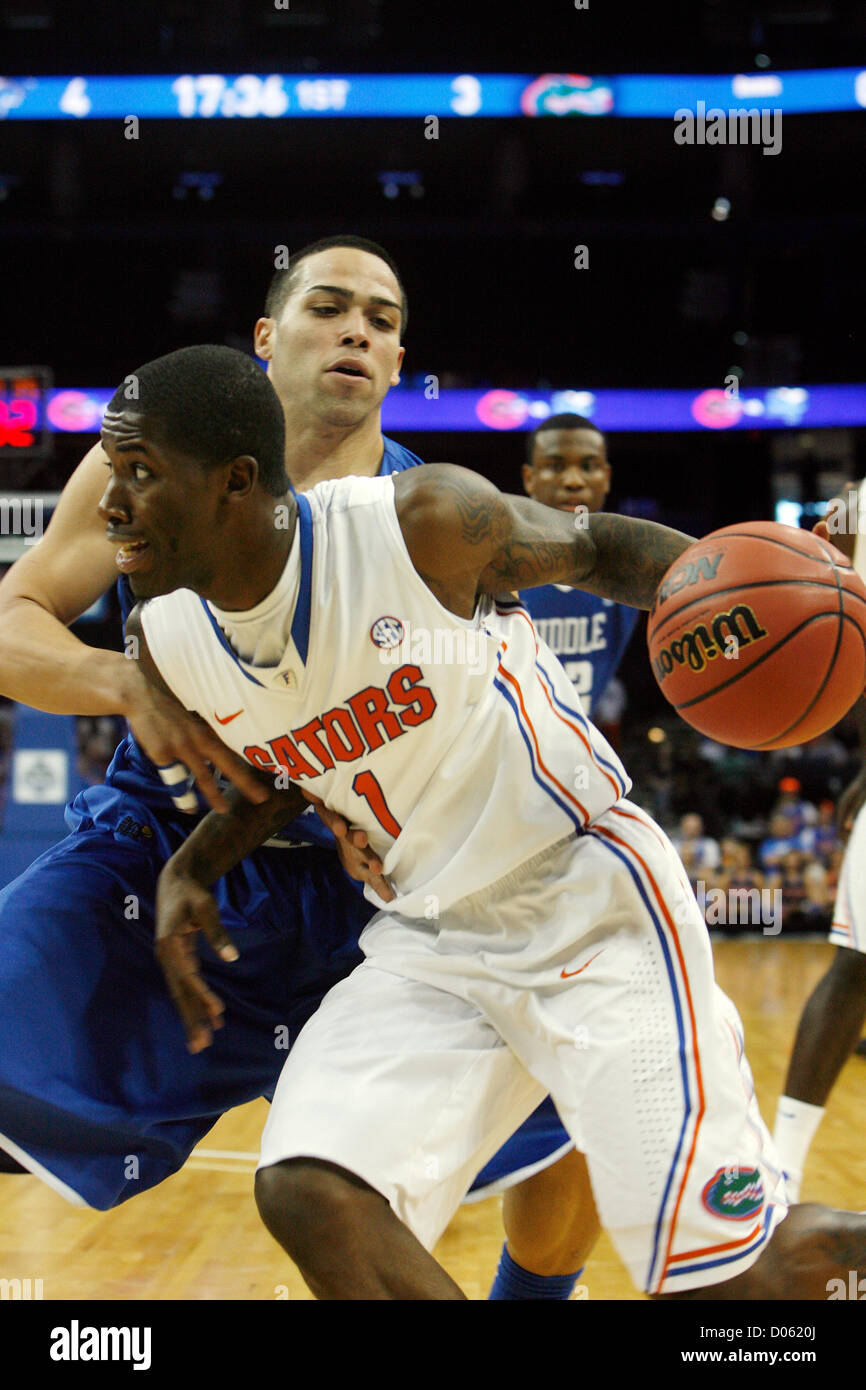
[701,1166,764,1221]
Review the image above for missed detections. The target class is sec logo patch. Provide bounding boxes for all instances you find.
[701,1166,764,1221]
[370,616,404,650]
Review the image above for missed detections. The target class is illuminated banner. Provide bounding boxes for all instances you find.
[41,383,866,434]
[1,68,865,120]
[0,367,52,456]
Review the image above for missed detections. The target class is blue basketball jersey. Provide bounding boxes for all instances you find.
[518,585,639,715]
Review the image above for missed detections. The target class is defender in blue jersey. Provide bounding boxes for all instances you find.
[0,238,416,1208]
[475,413,640,1299]
[0,240,593,1298]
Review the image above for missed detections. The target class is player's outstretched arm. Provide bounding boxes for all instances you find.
[394,464,695,612]
[0,442,130,713]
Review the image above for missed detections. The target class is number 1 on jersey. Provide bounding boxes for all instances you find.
[352,770,402,838]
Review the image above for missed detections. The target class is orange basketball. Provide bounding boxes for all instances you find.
[646,521,866,749]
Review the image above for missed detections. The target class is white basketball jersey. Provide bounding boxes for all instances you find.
[141,475,631,917]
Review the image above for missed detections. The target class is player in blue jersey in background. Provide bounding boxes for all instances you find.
[0,240,608,1299]
[475,413,641,1299]
[520,413,638,717]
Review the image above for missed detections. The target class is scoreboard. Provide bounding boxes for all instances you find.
[0,68,864,120]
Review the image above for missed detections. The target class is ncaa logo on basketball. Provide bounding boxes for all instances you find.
[654,553,722,609]
[370,616,405,650]
[701,1166,764,1221]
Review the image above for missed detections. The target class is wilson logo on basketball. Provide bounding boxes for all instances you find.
[701,1167,765,1221]
[651,604,768,682]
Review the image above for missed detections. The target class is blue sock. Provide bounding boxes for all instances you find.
[488,1244,584,1300]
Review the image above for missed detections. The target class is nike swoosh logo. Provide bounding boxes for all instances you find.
[214,709,244,725]
[560,948,606,980]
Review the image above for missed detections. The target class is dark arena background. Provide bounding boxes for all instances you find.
[0,0,865,1338]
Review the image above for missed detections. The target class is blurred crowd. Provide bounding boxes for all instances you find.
[620,714,862,935]
[671,805,841,934]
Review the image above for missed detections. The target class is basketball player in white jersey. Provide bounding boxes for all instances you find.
[0,236,606,1295]
[108,343,866,1299]
[774,480,866,1200]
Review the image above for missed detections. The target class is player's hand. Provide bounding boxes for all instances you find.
[303,792,396,902]
[813,514,855,560]
[119,657,268,813]
[155,865,239,1053]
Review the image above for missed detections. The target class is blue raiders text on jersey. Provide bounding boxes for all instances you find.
[518,584,638,715]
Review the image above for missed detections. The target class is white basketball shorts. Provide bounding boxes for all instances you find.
[258,799,787,1295]
[829,802,866,953]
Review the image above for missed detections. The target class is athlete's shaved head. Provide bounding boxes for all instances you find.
[264,235,408,335]
[522,413,610,515]
[104,345,289,496]
[526,413,603,466]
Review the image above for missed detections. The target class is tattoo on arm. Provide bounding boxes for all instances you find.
[397,465,695,613]
[571,513,696,610]
[441,473,511,551]
[479,498,696,611]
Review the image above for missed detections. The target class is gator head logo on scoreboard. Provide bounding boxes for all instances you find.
[520,74,615,117]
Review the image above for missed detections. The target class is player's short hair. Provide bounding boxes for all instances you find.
[106,345,289,497]
[264,235,408,335]
[527,413,605,466]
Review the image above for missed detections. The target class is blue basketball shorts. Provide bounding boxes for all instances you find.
[0,776,572,1209]
[0,786,368,1209]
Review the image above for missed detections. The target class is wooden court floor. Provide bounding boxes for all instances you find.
[1,938,863,1301]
